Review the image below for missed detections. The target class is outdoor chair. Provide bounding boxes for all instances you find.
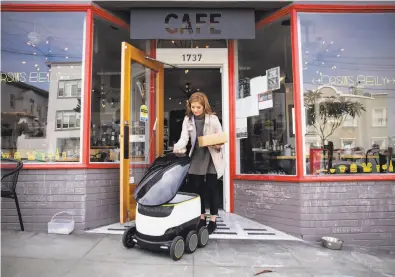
[1,158,24,231]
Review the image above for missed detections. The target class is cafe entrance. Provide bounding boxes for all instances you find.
[119,43,230,224]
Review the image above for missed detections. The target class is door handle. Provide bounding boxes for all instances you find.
[124,125,129,159]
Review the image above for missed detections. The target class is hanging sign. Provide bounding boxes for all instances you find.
[266,66,281,91]
[140,105,148,122]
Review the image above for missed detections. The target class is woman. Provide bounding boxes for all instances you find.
[173,92,225,234]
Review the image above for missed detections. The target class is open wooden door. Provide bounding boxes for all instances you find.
[120,42,164,224]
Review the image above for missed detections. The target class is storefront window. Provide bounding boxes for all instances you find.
[1,12,86,163]
[299,13,395,175]
[90,16,149,163]
[236,16,296,175]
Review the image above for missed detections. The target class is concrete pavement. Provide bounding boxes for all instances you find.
[1,230,395,277]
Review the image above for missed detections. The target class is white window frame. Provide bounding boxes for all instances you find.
[56,111,81,130]
[58,79,82,98]
[340,138,356,148]
[371,137,387,150]
[372,107,387,127]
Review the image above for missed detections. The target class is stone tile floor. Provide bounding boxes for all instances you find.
[86,211,300,241]
[1,230,395,277]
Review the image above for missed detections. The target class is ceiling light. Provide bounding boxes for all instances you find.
[178,101,182,104]
[171,40,175,44]
[46,40,49,44]
[322,41,325,44]
[34,64,38,67]
[37,68,40,71]
[66,56,69,59]
[330,41,334,44]
[304,62,308,65]
[64,47,68,51]
[33,52,36,55]
[169,97,172,100]
[332,66,336,70]
[22,61,26,64]
[340,48,344,51]
[337,54,341,57]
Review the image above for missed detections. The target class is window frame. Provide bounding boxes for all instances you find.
[55,110,81,131]
[293,7,395,181]
[372,107,387,127]
[57,79,82,98]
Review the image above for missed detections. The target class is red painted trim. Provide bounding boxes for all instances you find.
[300,175,395,182]
[1,3,91,12]
[290,8,304,178]
[293,4,395,13]
[234,175,299,182]
[228,40,236,213]
[256,4,292,29]
[91,5,130,30]
[149,40,157,164]
[256,3,395,30]
[83,9,93,166]
[234,174,395,182]
[22,164,87,170]
[87,163,120,169]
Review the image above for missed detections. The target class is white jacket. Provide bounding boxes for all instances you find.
[173,114,225,179]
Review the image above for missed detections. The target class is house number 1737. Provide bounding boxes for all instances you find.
[182,54,202,62]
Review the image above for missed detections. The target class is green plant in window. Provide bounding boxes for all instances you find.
[304,89,366,148]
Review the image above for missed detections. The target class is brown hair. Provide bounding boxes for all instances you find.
[185,92,215,117]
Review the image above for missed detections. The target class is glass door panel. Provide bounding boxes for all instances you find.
[120,42,164,223]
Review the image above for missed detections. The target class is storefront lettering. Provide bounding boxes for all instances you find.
[1,71,80,84]
[313,75,395,87]
[164,13,221,34]
[182,54,202,62]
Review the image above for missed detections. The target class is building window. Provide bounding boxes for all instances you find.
[343,115,357,127]
[340,138,356,148]
[10,94,15,108]
[1,12,86,163]
[58,80,82,98]
[236,15,296,175]
[90,16,150,163]
[371,137,387,150]
[299,12,395,175]
[56,111,80,130]
[372,108,387,127]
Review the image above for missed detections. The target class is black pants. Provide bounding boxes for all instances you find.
[189,174,219,215]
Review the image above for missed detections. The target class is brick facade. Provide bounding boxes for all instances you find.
[1,169,120,231]
[235,180,395,250]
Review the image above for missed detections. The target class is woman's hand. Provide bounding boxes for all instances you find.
[173,147,186,154]
[211,144,222,151]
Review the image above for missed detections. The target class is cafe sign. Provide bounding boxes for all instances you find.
[130,9,255,39]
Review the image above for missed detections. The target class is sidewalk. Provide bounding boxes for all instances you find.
[1,230,394,277]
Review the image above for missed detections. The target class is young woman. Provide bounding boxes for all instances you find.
[173,92,225,234]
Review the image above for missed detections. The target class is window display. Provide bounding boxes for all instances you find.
[299,12,395,175]
[236,16,296,175]
[1,12,86,163]
[89,16,149,163]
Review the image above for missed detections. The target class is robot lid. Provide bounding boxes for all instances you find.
[133,153,191,206]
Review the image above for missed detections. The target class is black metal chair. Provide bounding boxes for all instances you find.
[1,158,24,231]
